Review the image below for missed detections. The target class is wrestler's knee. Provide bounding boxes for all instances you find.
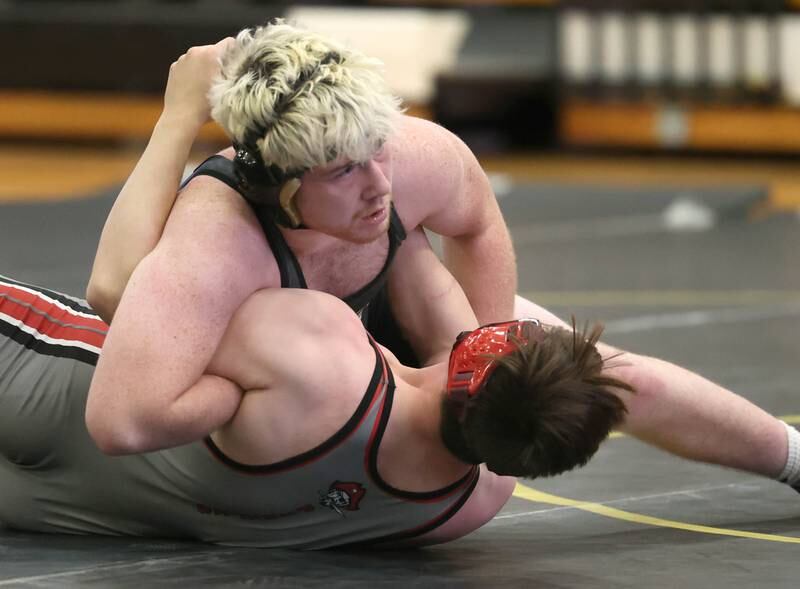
[512,294,670,421]
[513,294,569,328]
[602,351,669,431]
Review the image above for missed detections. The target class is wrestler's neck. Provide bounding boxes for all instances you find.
[381,366,475,490]
[278,215,390,256]
[397,361,445,391]
[279,226,343,256]
[398,363,466,458]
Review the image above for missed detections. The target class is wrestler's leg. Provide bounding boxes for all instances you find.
[0,276,103,467]
[513,294,788,480]
[0,276,106,531]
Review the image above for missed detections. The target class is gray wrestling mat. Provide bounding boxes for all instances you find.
[1,179,799,587]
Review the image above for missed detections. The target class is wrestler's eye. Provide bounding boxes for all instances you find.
[337,163,357,178]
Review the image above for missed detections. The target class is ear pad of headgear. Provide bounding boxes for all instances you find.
[230,51,344,228]
[232,142,303,228]
[278,178,303,227]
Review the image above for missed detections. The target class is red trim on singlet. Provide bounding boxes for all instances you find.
[203,333,389,475]
[343,467,481,549]
[363,345,478,504]
[380,466,480,541]
[0,284,107,348]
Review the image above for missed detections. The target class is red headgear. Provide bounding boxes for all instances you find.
[446,319,543,416]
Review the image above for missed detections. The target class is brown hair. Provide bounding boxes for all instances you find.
[440,322,632,478]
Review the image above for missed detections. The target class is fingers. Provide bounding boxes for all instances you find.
[215,36,236,51]
[163,39,235,124]
[214,37,235,63]
[173,37,234,65]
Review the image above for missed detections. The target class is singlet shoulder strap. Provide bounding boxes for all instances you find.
[388,203,407,246]
[179,155,239,191]
[253,205,307,289]
[180,155,307,289]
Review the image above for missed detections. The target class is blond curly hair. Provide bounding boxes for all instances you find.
[210,20,403,174]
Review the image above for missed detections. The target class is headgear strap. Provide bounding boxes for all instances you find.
[231,51,343,228]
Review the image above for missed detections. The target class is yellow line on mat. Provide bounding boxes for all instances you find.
[511,414,800,543]
[512,483,800,544]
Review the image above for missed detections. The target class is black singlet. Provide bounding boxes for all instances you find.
[180,155,407,317]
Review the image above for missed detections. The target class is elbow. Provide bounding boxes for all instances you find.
[84,274,107,308]
[85,280,119,324]
[92,437,137,457]
[89,433,142,457]
[85,407,147,456]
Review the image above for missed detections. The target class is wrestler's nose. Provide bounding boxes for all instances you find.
[362,159,391,199]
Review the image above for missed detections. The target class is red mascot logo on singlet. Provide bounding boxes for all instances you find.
[319,481,366,516]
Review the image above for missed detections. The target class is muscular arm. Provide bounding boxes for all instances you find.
[85,185,278,454]
[86,40,232,323]
[393,118,517,325]
[87,117,199,323]
[387,227,479,366]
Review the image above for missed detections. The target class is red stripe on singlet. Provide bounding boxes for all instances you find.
[364,344,391,479]
[203,334,389,475]
[363,341,478,505]
[0,284,107,348]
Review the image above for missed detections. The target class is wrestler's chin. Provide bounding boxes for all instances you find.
[349,206,391,243]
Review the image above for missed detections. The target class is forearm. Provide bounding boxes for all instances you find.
[387,228,479,366]
[86,254,246,455]
[442,223,517,325]
[88,373,243,455]
[87,115,202,322]
[391,262,477,366]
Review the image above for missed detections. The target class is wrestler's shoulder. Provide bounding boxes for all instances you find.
[393,115,460,156]
[159,168,278,285]
[225,288,371,386]
[391,116,467,225]
[175,147,247,209]
[245,288,361,330]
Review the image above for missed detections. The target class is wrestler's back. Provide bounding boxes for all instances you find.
[205,288,380,465]
[204,288,515,546]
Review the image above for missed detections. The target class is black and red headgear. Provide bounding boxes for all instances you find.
[446,319,545,422]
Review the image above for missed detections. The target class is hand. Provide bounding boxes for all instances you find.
[162,37,235,130]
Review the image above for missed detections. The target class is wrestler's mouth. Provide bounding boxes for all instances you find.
[361,206,387,224]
